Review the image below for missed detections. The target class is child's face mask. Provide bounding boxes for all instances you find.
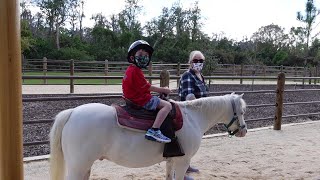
[192,63,203,71]
[134,56,150,69]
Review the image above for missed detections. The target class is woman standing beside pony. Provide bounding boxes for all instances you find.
[178,50,209,174]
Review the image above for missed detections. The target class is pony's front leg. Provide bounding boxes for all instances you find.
[173,159,191,180]
[165,159,174,180]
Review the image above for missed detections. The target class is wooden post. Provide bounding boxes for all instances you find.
[21,54,25,83]
[302,66,306,88]
[176,62,181,88]
[251,65,257,90]
[160,69,170,87]
[70,59,74,93]
[316,66,319,84]
[240,64,243,84]
[313,66,318,85]
[148,61,153,84]
[280,65,283,73]
[309,67,312,85]
[232,64,235,80]
[104,60,108,84]
[0,0,24,179]
[274,72,285,130]
[43,57,47,84]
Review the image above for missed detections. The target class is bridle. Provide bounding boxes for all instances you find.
[223,98,246,136]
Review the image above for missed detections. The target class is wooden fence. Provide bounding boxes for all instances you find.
[22,58,319,81]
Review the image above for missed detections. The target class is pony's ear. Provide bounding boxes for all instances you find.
[240,93,244,98]
[231,92,235,95]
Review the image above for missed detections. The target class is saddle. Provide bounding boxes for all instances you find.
[112,97,185,157]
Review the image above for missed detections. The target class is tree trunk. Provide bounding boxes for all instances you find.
[80,20,83,40]
[55,22,60,50]
[153,35,164,49]
[80,1,84,40]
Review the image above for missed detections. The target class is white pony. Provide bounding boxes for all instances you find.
[49,93,247,180]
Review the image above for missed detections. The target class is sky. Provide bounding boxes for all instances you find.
[34,0,320,41]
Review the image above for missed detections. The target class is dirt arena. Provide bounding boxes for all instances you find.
[23,84,320,157]
[23,83,320,179]
[24,121,320,180]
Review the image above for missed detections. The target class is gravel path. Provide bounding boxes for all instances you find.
[24,121,320,180]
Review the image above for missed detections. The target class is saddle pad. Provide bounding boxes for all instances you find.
[114,105,153,132]
[113,103,183,132]
[171,103,183,131]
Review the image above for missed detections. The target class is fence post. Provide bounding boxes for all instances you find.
[314,66,317,85]
[302,66,306,88]
[251,65,257,90]
[148,61,153,84]
[309,67,312,85]
[43,57,47,84]
[316,65,319,84]
[69,59,74,93]
[274,72,285,130]
[104,60,108,84]
[176,62,181,88]
[22,54,25,83]
[232,64,236,80]
[240,64,243,84]
[160,69,170,87]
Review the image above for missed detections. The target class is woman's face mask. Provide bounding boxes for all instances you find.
[192,62,204,71]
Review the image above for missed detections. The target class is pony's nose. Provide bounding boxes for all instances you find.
[236,128,247,137]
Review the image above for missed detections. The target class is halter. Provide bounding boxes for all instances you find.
[223,98,246,136]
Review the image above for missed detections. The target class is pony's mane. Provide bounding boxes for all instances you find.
[239,98,247,112]
[179,94,246,114]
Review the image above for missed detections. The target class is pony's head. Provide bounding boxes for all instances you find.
[224,92,247,137]
[180,92,247,137]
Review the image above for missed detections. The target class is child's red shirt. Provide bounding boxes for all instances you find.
[122,65,152,106]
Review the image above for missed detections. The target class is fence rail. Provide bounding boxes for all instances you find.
[22,58,319,81]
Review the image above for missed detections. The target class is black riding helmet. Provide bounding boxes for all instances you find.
[127,40,154,68]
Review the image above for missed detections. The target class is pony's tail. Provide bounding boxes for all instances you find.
[49,108,74,180]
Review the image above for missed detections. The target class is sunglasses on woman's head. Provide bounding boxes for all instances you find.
[192,59,204,63]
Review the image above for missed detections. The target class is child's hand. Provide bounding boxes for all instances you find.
[161,87,171,95]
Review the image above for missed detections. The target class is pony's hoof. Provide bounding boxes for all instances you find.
[186,166,199,173]
[184,175,194,180]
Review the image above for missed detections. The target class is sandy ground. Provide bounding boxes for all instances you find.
[24,121,320,180]
[22,79,301,94]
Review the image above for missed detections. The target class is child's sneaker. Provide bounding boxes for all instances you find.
[145,129,171,143]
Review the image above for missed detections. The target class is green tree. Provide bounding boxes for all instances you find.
[251,24,289,65]
[21,20,35,53]
[32,0,82,49]
[297,0,319,50]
